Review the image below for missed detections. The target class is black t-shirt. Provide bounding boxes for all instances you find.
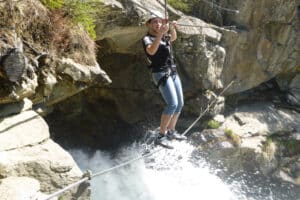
[142,33,173,73]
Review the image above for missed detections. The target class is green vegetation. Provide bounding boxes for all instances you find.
[207,120,220,129]
[265,136,273,147]
[262,136,275,154]
[285,140,300,155]
[40,0,102,39]
[224,129,241,147]
[41,0,64,9]
[168,0,191,13]
[297,65,300,72]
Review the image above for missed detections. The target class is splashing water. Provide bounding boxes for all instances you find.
[70,141,236,200]
[69,140,299,200]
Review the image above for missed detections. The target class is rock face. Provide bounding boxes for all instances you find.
[207,0,299,93]
[287,74,300,106]
[0,109,90,199]
[74,0,233,123]
[0,110,48,151]
[0,0,111,105]
[0,177,48,200]
[192,102,300,184]
[83,0,299,123]
[175,16,226,91]
[221,103,300,138]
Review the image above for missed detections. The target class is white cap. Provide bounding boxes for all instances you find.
[147,10,165,21]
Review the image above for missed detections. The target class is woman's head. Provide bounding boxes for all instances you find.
[146,10,165,33]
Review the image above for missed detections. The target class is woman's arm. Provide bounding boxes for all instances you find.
[146,23,169,55]
[146,33,163,55]
[170,21,177,42]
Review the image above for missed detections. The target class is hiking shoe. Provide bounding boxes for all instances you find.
[167,130,187,141]
[154,134,174,149]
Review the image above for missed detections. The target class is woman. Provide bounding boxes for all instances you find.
[142,11,186,149]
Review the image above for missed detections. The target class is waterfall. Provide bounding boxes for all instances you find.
[68,141,244,200]
[64,134,300,200]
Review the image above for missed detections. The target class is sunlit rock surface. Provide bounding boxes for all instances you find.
[0,110,90,199]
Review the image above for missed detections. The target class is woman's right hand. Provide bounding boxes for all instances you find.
[158,23,169,36]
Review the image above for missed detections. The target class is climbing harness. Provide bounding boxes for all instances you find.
[153,0,178,89]
[155,37,177,88]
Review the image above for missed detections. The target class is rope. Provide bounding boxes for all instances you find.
[42,148,163,200]
[131,0,238,33]
[155,0,239,14]
[43,79,235,200]
[177,23,237,32]
[200,0,239,14]
[43,177,89,200]
[182,80,235,136]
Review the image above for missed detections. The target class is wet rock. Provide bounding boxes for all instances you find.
[217,141,234,149]
[287,74,300,106]
[185,90,225,116]
[191,101,300,176]
[213,114,225,124]
[221,102,300,137]
[291,133,300,141]
[191,129,225,148]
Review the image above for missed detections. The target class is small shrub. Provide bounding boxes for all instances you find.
[225,129,241,147]
[265,136,273,146]
[40,0,102,39]
[207,120,220,129]
[168,0,191,13]
[262,136,274,152]
[286,140,300,155]
[41,0,64,9]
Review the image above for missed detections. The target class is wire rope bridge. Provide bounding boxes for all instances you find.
[43,0,239,199]
[43,80,235,200]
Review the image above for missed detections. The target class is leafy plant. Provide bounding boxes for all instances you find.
[225,129,241,147]
[207,119,220,129]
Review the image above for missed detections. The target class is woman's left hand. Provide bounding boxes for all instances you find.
[170,21,177,31]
